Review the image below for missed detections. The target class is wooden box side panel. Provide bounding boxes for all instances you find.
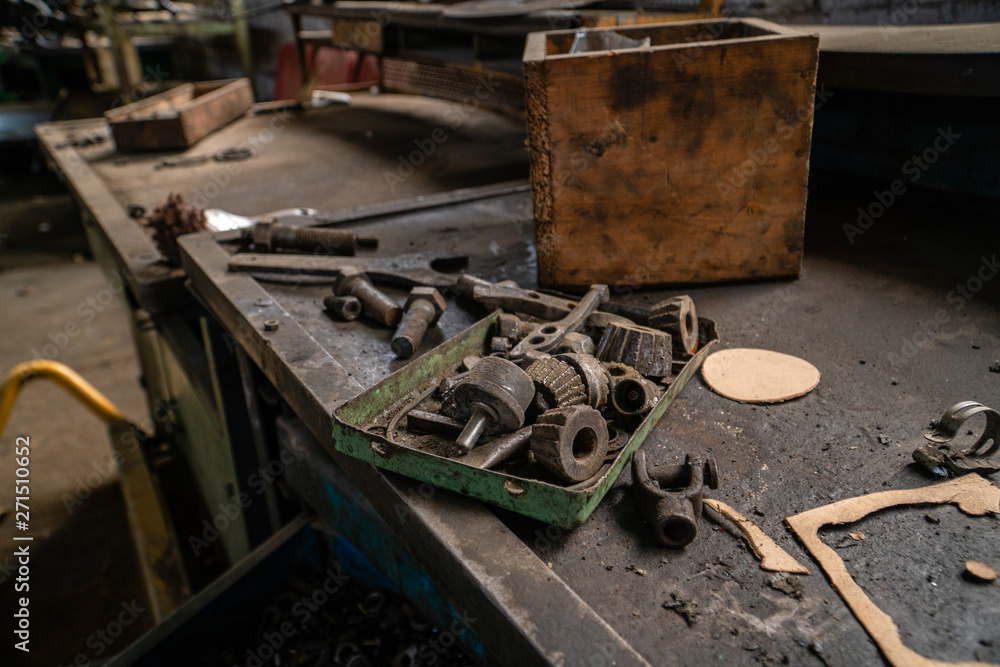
[532,35,819,288]
[179,79,254,146]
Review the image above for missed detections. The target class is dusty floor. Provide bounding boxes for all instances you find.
[0,145,152,666]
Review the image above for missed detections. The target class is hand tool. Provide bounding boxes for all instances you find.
[242,219,379,255]
[227,253,467,290]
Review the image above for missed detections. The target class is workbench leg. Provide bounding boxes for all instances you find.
[290,13,309,88]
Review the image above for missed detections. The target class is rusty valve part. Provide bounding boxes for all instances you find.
[596,321,673,378]
[333,268,402,327]
[632,450,719,549]
[509,284,610,360]
[913,401,1000,477]
[611,375,660,417]
[530,405,610,483]
[392,287,447,359]
[554,354,611,411]
[323,295,362,321]
[649,295,699,356]
[451,357,535,452]
[526,357,587,411]
[244,219,379,255]
[460,426,533,469]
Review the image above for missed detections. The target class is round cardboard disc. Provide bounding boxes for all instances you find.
[701,348,820,404]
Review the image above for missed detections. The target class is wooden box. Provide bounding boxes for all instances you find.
[105,78,253,152]
[523,19,819,288]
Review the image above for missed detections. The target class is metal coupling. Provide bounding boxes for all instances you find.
[333,268,402,327]
[632,450,719,548]
[323,295,362,321]
[248,219,378,255]
[391,287,447,359]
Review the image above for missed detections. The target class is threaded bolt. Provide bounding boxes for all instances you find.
[391,287,447,359]
[334,271,402,327]
[249,220,378,255]
[323,295,362,321]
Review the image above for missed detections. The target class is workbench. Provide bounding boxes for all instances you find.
[38,92,1000,666]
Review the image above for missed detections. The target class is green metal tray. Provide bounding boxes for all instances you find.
[333,312,719,528]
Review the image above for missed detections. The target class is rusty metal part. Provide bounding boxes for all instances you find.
[491,337,511,356]
[496,313,529,341]
[405,410,464,436]
[460,426,533,469]
[333,268,402,327]
[244,219,379,255]
[451,357,534,452]
[467,280,631,330]
[392,287,447,359]
[596,321,673,378]
[531,405,610,483]
[649,295,699,356]
[555,332,596,355]
[323,295,362,321]
[602,361,642,383]
[554,354,610,411]
[525,358,587,411]
[606,423,629,455]
[142,192,207,265]
[509,284,609,360]
[227,253,467,290]
[632,450,719,549]
[610,375,660,417]
[914,401,1000,477]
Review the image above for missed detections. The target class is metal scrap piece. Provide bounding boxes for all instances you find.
[914,401,1000,477]
[632,451,719,549]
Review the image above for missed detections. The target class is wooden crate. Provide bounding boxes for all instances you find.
[523,19,819,288]
[105,78,253,152]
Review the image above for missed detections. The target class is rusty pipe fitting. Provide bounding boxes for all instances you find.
[247,219,378,255]
[333,269,401,327]
[323,295,362,321]
[632,451,718,548]
[392,287,447,359]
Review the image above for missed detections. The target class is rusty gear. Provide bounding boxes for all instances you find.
[530,405,610,483]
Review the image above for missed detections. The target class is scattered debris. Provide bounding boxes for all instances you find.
[914,401,1000,477]
[924,514,940,524]
[703,498,808,574]
[625,564,646,576]
[964,560,997,583]
[662,590,698,626]
[785,475,1000,667]
[143,193,207,265]
[990,360,1000,373]
[878,435,891,445]
[849,531,865,541]
[768,574,804,599]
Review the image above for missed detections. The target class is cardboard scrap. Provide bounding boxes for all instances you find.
[964,560,997,583]
[785,475,1000,667]
[701,348,820,404]
[704,498,809,574]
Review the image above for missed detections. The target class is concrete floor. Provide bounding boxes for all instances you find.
[0,146,152,666]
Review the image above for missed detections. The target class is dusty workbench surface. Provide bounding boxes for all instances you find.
[179,158,999,665]
[44,92,1000,665]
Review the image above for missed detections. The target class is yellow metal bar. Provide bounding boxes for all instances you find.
[0,360,131,441]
